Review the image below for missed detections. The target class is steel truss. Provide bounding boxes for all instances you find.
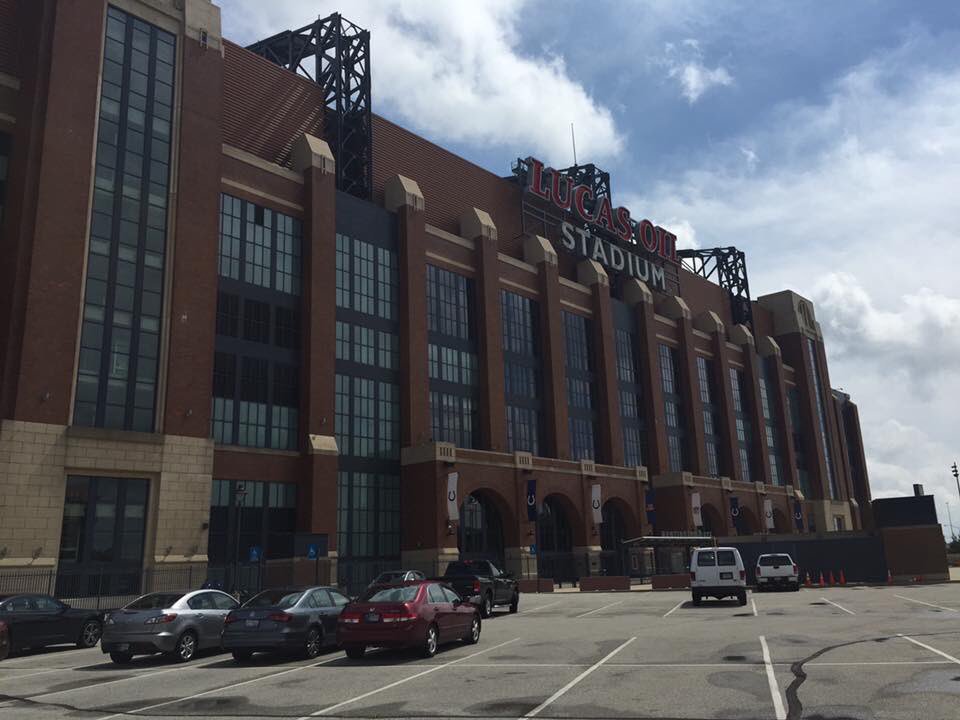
[248,13,372,200]
[677,247,753,328]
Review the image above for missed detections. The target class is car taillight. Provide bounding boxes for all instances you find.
[472,580,480,593]
[381,610,417,624]
[793,564,798,574]
[268,612,292,623]
[223,612,241,624]
[144,613,177,625]
[339,611,362,624]
[756,567,762,576]
[689,571,696,581]
[739,570,746,580]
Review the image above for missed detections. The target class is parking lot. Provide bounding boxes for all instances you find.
[0,583,958,719]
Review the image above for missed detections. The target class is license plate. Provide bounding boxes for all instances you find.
[245,619,259,628]
[720,572,733,580]
[116,643,129,651]
[364,612,380,623]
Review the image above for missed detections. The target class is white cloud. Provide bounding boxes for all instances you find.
[661,38,734,103]
[625,36,960,531]
[219,0,624,165]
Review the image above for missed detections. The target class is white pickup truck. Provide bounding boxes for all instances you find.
[755,553,800,591]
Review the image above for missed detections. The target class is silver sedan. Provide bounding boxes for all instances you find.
[101,589,238,663]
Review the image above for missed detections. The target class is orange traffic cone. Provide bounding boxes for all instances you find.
[887,569,893,585]
[819,572,825,587]
[839,569,846,586]
[805,572,812,588]
[829,570,836,586]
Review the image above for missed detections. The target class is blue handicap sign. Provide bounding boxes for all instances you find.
[307,543,318,560]
[249,545,262,563]
[529,544,537,555]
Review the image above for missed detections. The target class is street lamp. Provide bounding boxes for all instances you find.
[952,462,959,503]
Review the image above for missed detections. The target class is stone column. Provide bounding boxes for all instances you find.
[524,236,569,460]
[387,175,430,448]
[461,208,506,452]
[577,260,623,467]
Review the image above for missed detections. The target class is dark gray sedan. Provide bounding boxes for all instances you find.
[221,586,350,662]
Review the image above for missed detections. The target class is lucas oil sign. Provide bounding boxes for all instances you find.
[524,157,678,291]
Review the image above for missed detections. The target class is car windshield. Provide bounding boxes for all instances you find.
[361,585,420,603]
[244,590,304,608]
[759,555,792,566]
[125,593,183,610]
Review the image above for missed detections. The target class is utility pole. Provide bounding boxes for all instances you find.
[947,502,955,542]
[952,462,959,504]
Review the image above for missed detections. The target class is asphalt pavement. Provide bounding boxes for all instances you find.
[1,583,958,719]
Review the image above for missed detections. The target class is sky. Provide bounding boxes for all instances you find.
[220,0,960,538]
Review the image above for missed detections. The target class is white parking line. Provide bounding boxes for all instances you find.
[759,636,786,720]
[663,600,684,617]
[821,597,856,615]
[521,600,563,613]
[0,661,111,681]
[575,600,623,618]
[751,599,758,616]
[95,654,344,720]
[302,638,519,718]
[895,595,958,613]
[521,637,636,718]
[898,634,960,664]
[30,654,226,700]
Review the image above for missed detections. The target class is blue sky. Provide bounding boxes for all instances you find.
[221,0,960,538]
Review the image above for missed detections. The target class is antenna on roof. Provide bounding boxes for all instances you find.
[571,122,578,165]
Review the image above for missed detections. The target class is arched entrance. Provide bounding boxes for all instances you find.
[538,495,576,582]
[736,506,758,535]
[773,508,790,534]
[700,503,725,537]
[600,499,630,575]
[458,492,505,565]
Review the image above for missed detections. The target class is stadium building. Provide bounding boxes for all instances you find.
[0,1,874,591]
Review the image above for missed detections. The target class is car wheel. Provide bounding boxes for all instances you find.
[509,593,519,614]
[231,650,253,662]
[794,582,801,592]
[481,593,493,619]
[692,592,701,607]
[422,624,439,658]
[171,631,197,663]
[110,651,133,664]
[737,591,747,606]
[77,620,102,649]
[345,645,365,660]
[463,614,481,644]
[303,627,322,659]
[0,635,9,661]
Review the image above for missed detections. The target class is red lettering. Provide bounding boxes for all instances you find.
[573,185,595,222]
[639,219,658,253]
[594,196,615,232]
[615,207,633,244]
[527,157,551,201]
[550,172,573,211]
[658,228,678,263]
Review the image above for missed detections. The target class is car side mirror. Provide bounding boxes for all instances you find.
[452,597,462,607]
[61,603,71,611]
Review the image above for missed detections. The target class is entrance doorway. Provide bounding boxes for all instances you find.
[458,492,505,566]
[538,495,576,582]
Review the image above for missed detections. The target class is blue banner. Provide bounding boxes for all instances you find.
[793,500,804,531]
[645,489,656,529]
[526,479,538,521]
[729,496,741,534]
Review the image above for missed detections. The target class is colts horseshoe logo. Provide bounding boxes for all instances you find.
[448,490,457,502]
[731,507,741,517]
[527,495,536,506]
[591,499,601,510]
[794,512,802,520]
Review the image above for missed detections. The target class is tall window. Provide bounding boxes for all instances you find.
[787,387,812,498]
[426,265,478,448]
[74,8,175,431]
[563,311,597,461]
[334,197,402,584]
[697,356,721,477]
[730,367,753,483]
[659,344,687,472]
[0,132,10,225]
[207,480,296,563]
[807,338,838,499]
[613,299,646,468]
[759,358,784,486]
[213,195,302,450]
[501,291,542,455]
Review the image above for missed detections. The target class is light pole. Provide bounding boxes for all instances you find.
[947,502,955,542]
[952,462,959,504]
[233,483,247,593]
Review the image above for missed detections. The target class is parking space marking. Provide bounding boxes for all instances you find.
[663,600,684,617]
[895,595,958,612]
[29,654,226,701]
[521,600,563,613]
[575,600,623,618]
[521,636,636,718]
[95,653,344,720]
[751,598,758,616]
[898,634,960,664]
[0,661,111,681]
[302,638,520,718]
[821,597,856,615]
[759,635,786,720]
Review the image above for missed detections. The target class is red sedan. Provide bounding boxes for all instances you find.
[337,581,480,659]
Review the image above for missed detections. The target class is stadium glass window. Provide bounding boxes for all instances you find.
[697,356,721,477]
[759,357,784,486]
[502,292,542,455]
[615,317,646,468]
[807,338,838,499]
[729,367,754,483]
[659,344,687,472]
[563,311,597,461]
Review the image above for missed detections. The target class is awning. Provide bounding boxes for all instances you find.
[621,535,716,547]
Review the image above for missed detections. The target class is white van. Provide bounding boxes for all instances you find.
[690,547,747,606]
